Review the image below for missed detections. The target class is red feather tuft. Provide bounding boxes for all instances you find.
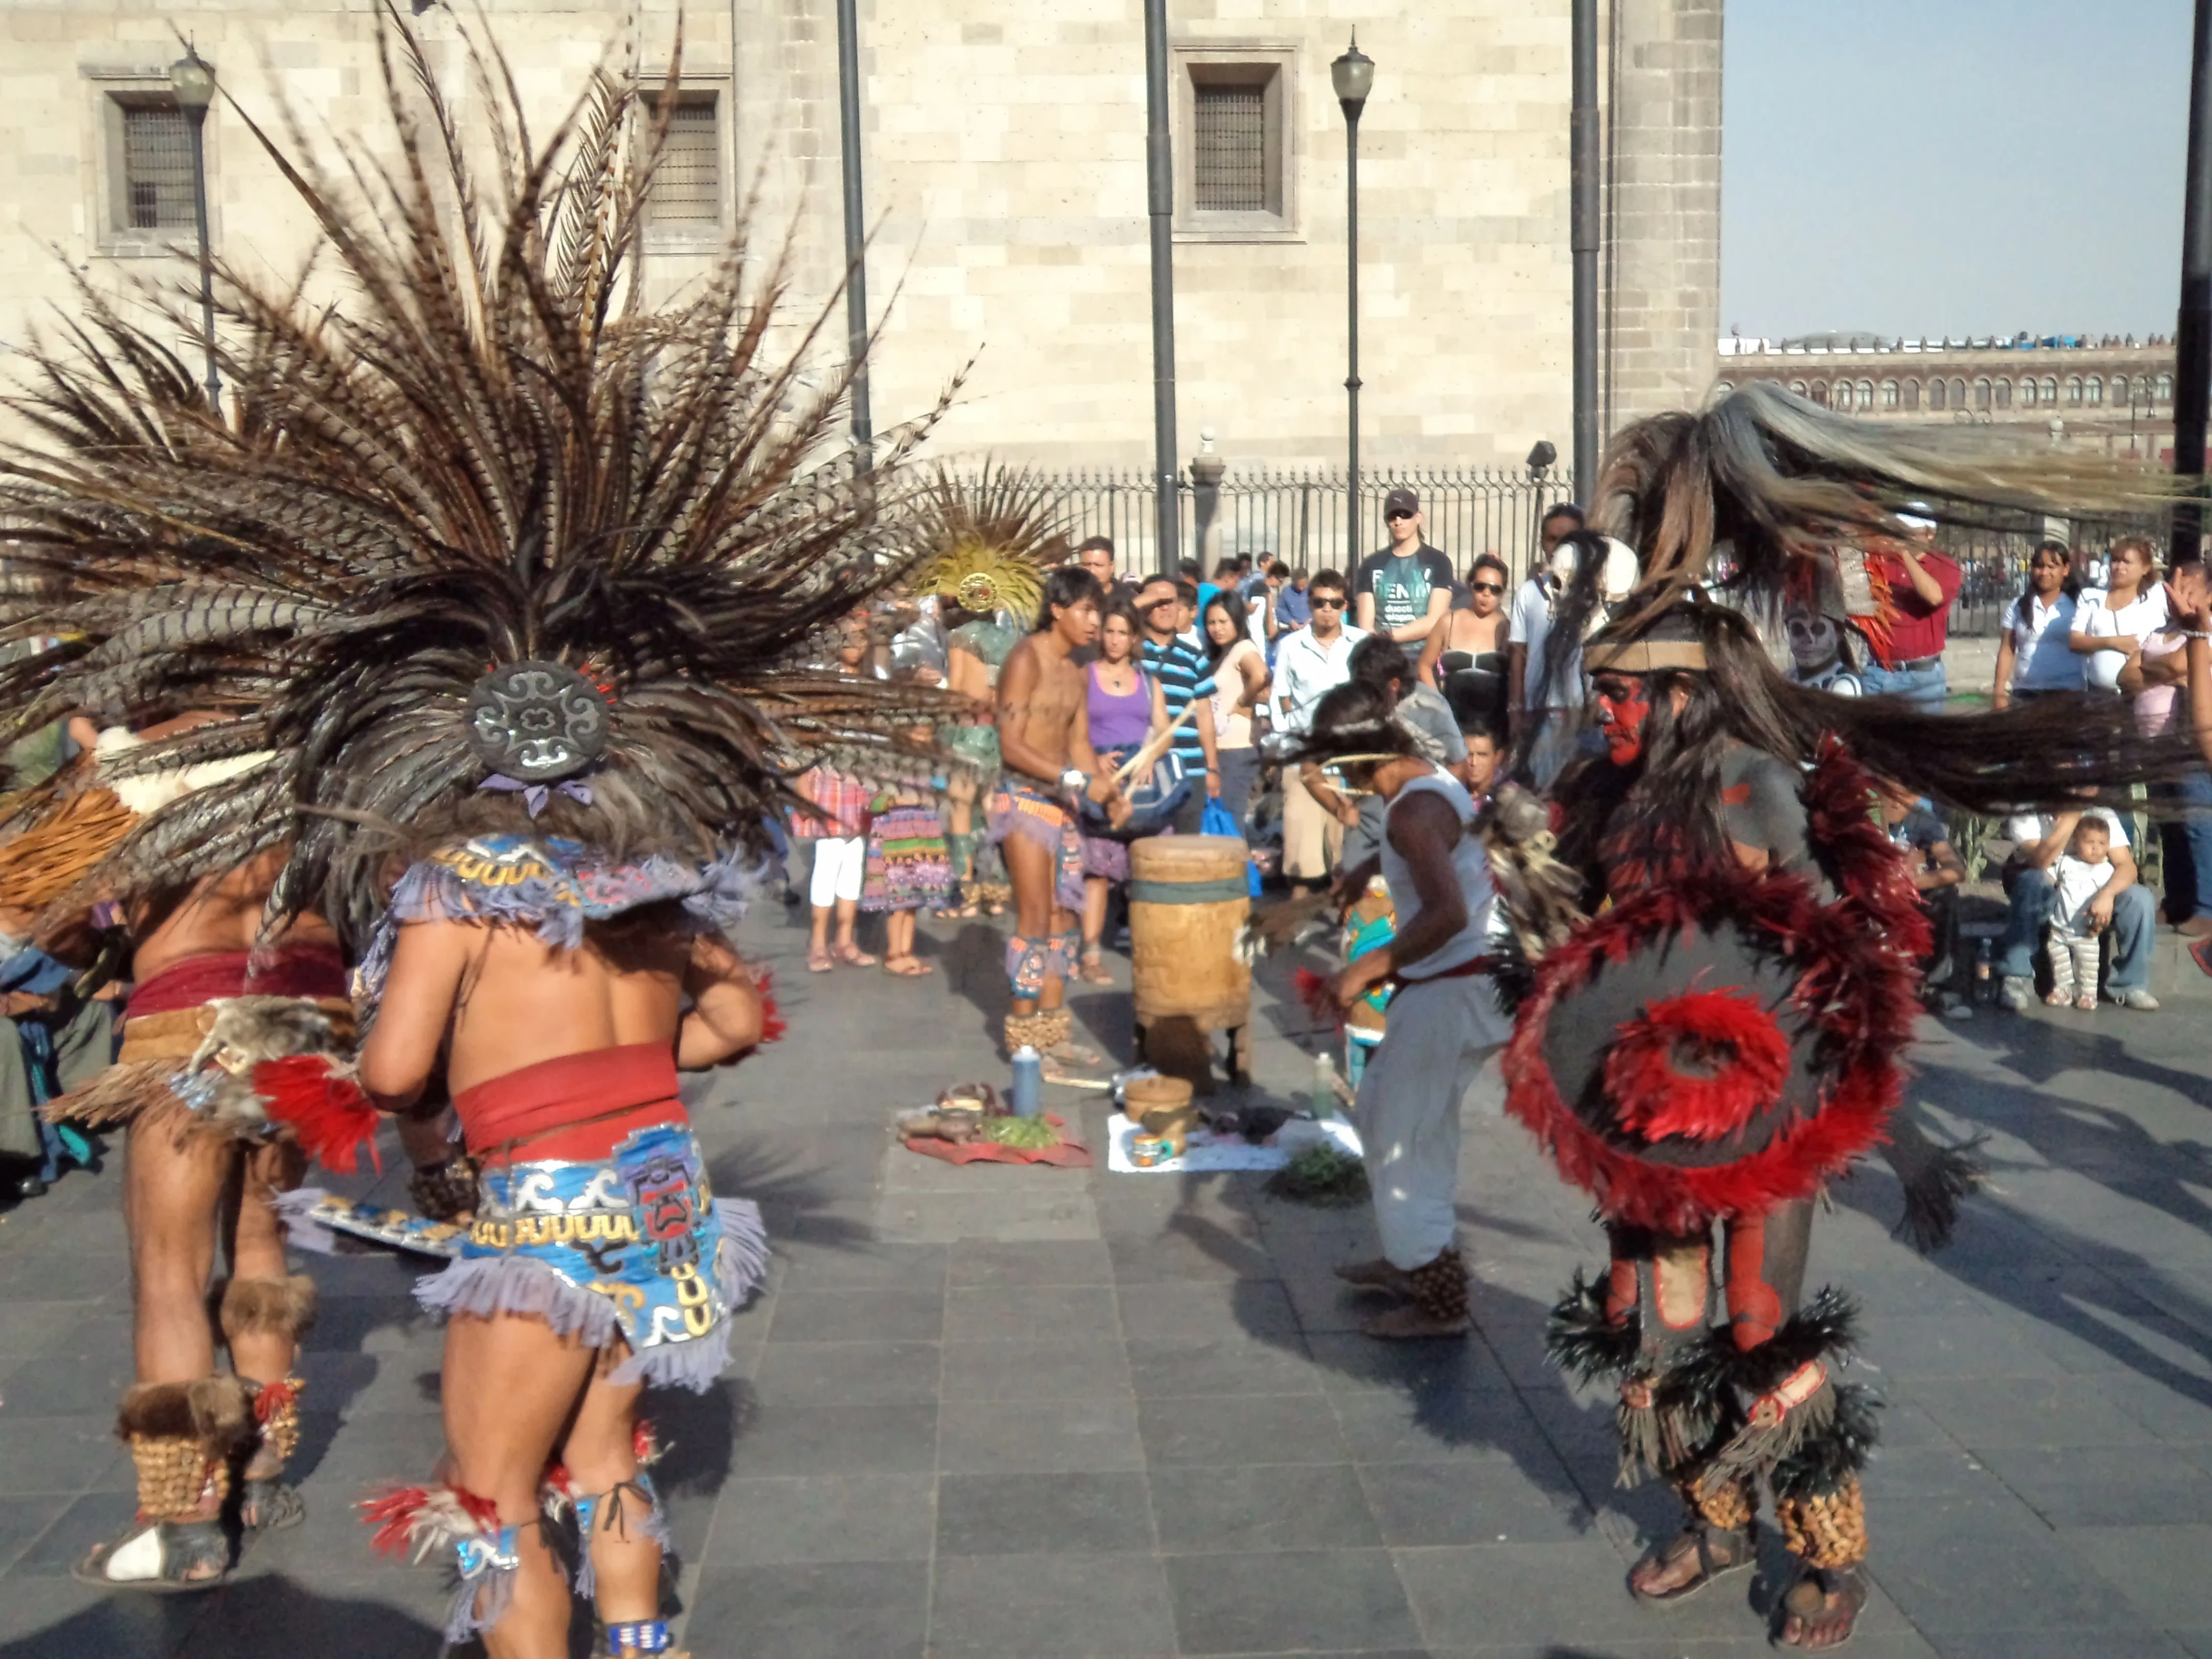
[1290,966,1343,1029]
[254,1379,299,1423]
[632,1419,664,1465]
[1603,987,1791,1142]
[361,1485,432,1556]
[254,1055,381,1174]
[756,994,785,1046]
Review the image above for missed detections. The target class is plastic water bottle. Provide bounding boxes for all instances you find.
[1310,1051,1339,1121]
[1010,1047,1042,1118]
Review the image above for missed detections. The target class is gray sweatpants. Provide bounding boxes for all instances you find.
[1351,974,1507,1269]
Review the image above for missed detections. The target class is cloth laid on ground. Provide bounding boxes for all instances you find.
[901,1112,1092,1168]
[1106,1111,1361,1174]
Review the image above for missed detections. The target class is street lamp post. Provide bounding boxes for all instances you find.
[169,47,220,416]
[835,0,873,471]
[1332,35,1373,572]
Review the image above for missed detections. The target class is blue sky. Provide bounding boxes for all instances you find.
[1722,0,2194,340]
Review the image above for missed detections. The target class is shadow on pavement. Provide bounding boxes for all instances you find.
[0,1577,442,1659]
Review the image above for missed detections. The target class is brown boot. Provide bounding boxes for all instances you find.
[1364,1248,1470,1338]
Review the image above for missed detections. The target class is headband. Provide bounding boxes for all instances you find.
[1581,638,1708,673]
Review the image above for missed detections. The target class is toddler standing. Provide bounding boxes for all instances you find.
[2045,816,2117,1011]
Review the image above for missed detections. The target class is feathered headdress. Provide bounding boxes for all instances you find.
[0,6,960,942]
[905,465,1066,627]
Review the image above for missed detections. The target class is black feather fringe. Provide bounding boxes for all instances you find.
[1545,1271,1641,1388]
[1881,1111,1988,1253]
[1770,1381,1883,1500]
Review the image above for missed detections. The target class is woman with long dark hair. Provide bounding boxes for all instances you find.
[1417,550,1511,729]
[1200,588,1269,835]
[1071,599,1166,983]
[1991,539,2082,707]
[2072,534,2165,694]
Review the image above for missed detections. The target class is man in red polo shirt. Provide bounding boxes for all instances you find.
[1856,508,1962,710]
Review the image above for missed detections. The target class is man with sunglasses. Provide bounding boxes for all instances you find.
[1355,487,1455,646]
[1273,570,1368,894]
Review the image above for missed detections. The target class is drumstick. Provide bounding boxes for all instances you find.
[1111,702,1200,788]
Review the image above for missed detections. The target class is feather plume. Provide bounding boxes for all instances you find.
[902,463,1067,626]
[0,4,964,937]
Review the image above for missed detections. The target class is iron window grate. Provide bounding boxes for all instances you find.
[1193,84,1265,212]
[648,100,722,227]
[121,104,196,232]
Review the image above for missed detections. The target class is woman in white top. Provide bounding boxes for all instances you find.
[1308,682,1508,1342]
[1992,541,2083,707]
[2071,535,2166,694]
[1201,590,1270,836]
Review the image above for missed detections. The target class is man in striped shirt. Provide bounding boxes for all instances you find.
[1135,573,1221,835]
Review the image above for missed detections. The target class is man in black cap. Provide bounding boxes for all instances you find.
[1355,486,1455,646]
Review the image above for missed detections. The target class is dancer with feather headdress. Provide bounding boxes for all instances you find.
[0,6,958,1645]
[1509,385,2205,1650]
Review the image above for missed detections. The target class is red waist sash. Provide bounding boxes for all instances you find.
[453,1043,687,1164]
[127,943,349,1019]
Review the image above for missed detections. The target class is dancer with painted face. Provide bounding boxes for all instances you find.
[1512,384,2204,1651]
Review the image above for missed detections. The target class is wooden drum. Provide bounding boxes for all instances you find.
[1129,835,1251,1085]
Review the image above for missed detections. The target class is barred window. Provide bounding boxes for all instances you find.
[1902,377,1921,410]
[1193,84,1265,212]
[645,95,722,231]
[114,99,195,233]
[2086,376,2103,407]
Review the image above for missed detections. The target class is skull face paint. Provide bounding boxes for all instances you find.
[1783,607,1843,679]
[1593,674,1652,764]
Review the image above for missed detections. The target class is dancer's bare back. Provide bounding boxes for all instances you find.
[360,912,763,1108]
[128,848,338,983]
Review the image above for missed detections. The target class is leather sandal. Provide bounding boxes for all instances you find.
[241,1477,305,1534]
[74,1518,231,1592]
[1774,1564,1868,1650]
[1628,1521,1754,1604]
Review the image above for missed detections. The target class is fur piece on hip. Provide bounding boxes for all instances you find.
[115,1376,254,1451]
[188,996,354,1073]
[1477,781,1588,958]
[219,1274,320,1342]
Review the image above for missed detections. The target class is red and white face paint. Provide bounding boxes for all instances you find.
[1593,674,1652,764]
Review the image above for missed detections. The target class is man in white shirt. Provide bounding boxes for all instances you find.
[1272,569,1368,894]
[1506,503,1590,785]
[1995,805,2158,1011]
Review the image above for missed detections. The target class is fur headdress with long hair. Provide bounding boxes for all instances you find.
[0,7,961,942]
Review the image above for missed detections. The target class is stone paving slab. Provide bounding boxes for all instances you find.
[0,897,2208,1657]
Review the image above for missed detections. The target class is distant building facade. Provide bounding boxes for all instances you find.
[1714,333,2180,462]
[0,1,1721,479]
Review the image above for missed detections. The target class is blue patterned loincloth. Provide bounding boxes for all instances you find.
[414,1122,768,1392]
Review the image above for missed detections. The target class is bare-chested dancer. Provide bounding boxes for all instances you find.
[356,821,767,1658]
[47,717,349,1591]
[988,566,1109,1070]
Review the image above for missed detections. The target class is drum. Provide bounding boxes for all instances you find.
[1129,835,1251,1085]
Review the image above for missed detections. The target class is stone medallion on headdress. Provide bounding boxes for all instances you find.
[464,662,610,783]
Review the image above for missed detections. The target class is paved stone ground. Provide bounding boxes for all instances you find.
[2,895,2210,1659]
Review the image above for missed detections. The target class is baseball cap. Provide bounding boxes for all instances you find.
[1383,486,1419,518]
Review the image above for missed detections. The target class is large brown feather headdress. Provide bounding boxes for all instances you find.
[0,6,958,940]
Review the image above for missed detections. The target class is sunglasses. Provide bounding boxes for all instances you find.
[1310,596,1346,610]
[1471,582,1503,595]
[1386,511,1415,523]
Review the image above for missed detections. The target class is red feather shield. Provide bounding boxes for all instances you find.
[1503,740,1925,1231]
[253,1055,381,1174]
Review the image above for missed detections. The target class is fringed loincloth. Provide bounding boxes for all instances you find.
[45,944,353,1140]
[412,1045,768,1391]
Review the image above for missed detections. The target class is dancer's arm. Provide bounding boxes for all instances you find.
[677,931,765,1067]
[358,920,472,1114]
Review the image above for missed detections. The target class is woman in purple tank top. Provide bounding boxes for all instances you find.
[1072,600,1166,981]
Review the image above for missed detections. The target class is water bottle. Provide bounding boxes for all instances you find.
[1974,937,1993,1004]
[1010,1047,1042,1118]
[1310,1051,1339,1121]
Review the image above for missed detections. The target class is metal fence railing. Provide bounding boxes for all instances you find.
[1939,522,2158,636]
[1005,465,1577,586]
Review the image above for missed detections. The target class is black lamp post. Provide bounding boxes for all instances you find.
[169,46,220,416]
[1332,35,1373,571]
[836,0,872,471]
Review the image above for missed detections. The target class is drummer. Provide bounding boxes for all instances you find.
[1299,680,1511,1341]
[989,566,1111,1075]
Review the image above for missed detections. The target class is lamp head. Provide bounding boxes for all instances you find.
[1331,33,1374,117]
[1525,440,1557,476]
[169,47,216,112]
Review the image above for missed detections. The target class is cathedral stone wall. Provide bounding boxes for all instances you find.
[0,0,1719,478]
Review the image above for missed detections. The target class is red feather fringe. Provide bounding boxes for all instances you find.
[253,1055,381,1175]
[254,1379,299,1424]
[1603,987,1791,1143]
[1503,741,1925,1231]
[361,1483,501,1556]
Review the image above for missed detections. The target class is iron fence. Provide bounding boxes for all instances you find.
[1009,466,1577,585]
